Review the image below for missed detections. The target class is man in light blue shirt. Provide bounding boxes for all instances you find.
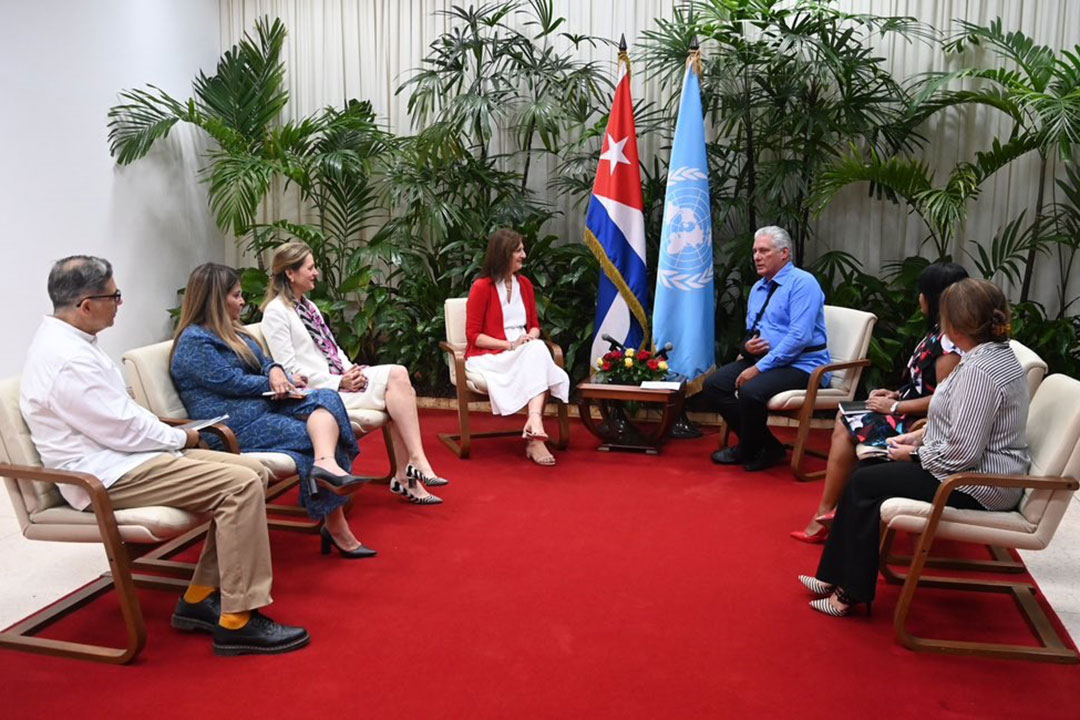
[703,227,830,471]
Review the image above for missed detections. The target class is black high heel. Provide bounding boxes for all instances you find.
[320,526,377,559]
[310,465,372,496]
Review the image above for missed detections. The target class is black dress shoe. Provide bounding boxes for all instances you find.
[212,611,310,656]
[711,446,744,465]
[170,591,221,634]
[744,443,786,472]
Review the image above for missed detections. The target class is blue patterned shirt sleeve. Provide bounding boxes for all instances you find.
[173,326,272,397]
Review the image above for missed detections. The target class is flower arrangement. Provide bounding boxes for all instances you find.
[593,347,669,385]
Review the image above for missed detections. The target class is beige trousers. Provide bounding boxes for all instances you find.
[108,449,273,614]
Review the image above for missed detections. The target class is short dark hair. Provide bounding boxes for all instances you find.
[47,255,113,311]
[480,228,524,280]
[940,278,1011,344]
[917,261,969,330]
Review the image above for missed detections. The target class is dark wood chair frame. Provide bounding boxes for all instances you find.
[0,464,207,664]
[438,339,569,458]
[879,472,1080,664]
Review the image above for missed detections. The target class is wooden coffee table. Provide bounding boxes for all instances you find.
[576,381,687,454]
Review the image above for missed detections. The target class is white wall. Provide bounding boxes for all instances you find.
[0,0,223,377]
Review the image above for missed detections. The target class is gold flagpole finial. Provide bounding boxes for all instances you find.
[687,35,702,76]
[618,33,632,79]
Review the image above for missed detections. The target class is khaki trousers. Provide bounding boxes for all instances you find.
[108,450,273,613]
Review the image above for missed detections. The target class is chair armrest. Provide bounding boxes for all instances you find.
[439,341,469,388]
[158,416,239,454]
[805,358,871,393]
[0,463,134,554]
[913,472,1080,540]
[543,338,566,369]
[798,358,872,410]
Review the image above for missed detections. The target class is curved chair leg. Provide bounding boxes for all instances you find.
[554,402,570,450]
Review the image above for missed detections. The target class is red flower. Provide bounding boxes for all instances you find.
[611,350,623,360]
[638,349,651,360]
[601,362,612,371]
[647,358,660,370]
[602,351,614,361]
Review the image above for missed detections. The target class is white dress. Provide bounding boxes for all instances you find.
[464,277,570,416]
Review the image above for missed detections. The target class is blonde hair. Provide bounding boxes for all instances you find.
[171,263,259,369]
[262,241,313,310]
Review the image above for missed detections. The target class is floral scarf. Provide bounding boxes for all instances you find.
[295,297,345,375]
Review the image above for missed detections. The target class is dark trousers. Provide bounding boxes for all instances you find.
[701,359,810,458]
[815,460,985,602]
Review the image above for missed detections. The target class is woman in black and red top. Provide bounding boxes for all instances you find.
[464,229,570,466]
[791,262,968,543]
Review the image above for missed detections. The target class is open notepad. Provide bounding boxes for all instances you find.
[176,414,229,432]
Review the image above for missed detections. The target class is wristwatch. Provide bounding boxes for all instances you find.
[889,400,901,415]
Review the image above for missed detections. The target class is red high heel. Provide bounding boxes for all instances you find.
[814,509,837,528]
[789,525,829,544]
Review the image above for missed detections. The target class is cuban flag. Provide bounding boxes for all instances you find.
[584,51,649,364]
[652,55,715,387]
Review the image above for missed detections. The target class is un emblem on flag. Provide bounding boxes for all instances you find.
[659,167,713,291]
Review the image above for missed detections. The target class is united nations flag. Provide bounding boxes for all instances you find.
[652,50,715,388]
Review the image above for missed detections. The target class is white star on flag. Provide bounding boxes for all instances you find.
[599,133,630,175]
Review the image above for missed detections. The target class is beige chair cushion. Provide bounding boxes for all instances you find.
[882,374,1080,550]
[765,305,876,411]
[1,375,205,544]
[0,376,62,515]
[443,297,491,394]
[1009,339,1048,399]
[122,338,298,479]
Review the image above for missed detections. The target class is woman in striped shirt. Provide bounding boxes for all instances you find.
[799,278,1030,617]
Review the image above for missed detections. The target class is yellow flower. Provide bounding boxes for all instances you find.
[625,348,635,357]
[624,357,634,368]
[658,360,668,371]
[596,357,604,368]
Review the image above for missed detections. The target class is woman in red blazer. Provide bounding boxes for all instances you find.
[465,229,570,465]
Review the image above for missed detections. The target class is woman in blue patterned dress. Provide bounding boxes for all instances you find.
[791,262,968,544]
[170,263,375,558]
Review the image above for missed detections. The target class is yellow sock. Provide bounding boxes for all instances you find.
[218,611,251,630]
[183,584,216,604]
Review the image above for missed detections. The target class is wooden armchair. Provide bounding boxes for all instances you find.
[879,373,1080,663]
[438,297,569,458]
[0,376,207,664]
[123,336,330,534]
[722,305,875,481]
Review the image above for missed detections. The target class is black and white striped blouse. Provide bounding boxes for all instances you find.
[920,341,1031,510]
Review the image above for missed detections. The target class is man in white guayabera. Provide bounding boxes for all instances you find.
[702,227,831,472]
[19,255,309,656]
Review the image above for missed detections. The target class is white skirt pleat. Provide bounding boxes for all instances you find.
[465,341,570,416]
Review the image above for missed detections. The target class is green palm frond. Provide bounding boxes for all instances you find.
[205,151,277,235]
[107,86,189,165]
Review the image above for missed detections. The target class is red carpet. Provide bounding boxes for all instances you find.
[2,410,1078,719]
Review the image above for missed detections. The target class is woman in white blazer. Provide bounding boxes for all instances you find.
[260,242,448,504]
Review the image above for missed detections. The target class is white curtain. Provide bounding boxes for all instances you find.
[220,0,1080,308]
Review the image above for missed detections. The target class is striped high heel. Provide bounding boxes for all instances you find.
[405,463,449,487]
[390,475,443,505]
[809,588,871,617]
[798,575,835,596]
